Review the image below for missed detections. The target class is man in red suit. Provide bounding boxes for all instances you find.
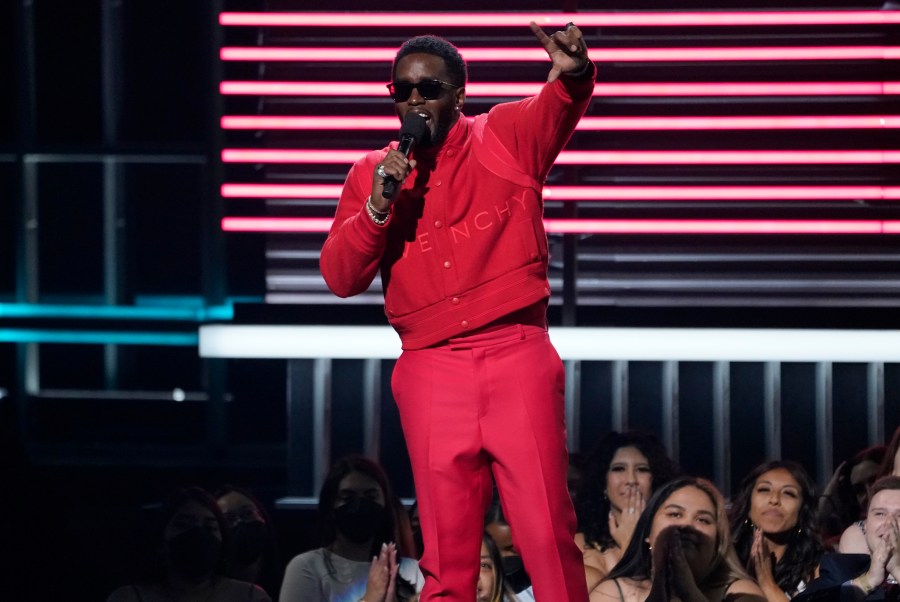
[320,23,595,602]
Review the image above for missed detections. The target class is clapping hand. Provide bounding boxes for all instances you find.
[647,526,707,602]
[750,527,784,600]
[884,517,900,583]
[362,543,400,602]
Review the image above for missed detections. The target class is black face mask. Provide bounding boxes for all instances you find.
[333,498,385,544]
[232,520,267,565]
[501,555,531,594]
[166,527,221,579]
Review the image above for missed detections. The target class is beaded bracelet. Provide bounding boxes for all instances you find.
[365,196,390,226]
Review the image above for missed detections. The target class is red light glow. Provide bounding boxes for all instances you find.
[222,149,900,165]
[219,81,900,97]
[218,11,900,28]
[220,115,900,131]
[220,46,899,63]
[221,183,900,201]
[221,217,900,235]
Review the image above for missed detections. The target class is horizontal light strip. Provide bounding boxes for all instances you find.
[544,219,896,235]
[221,183,900,200]
[220,46,900,62]
[0,302,234,321]
[218,11,900,28]
[220,217,900,235]
[221,115,900,131]
[219,81,900,97]
[0,329,198,346]
[224,217,334,232]
[222,149,900,165]
[199,324,900,362]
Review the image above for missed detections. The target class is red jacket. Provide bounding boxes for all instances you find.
[320,68,595,349]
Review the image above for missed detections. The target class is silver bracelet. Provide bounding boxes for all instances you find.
[365,196,390,226]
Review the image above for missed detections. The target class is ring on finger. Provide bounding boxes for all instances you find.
[376,164,388,178]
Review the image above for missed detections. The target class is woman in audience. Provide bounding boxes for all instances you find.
[216,485,283,599]
[877,425,900,479]
[729,460,824,600]
[575,431,679,581]
[279,455,423,602]
[818,445,886,550]
[478,534,518,602]
[590,476,765,602]
[107,486,271,602]
[484,493,534,601]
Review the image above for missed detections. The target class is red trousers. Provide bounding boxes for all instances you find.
[392,324,588,602]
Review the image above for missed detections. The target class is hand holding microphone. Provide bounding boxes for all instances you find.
[370,112,429,212]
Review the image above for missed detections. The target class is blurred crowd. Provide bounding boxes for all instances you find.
[96,424,900,602]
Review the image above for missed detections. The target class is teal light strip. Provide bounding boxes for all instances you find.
[0,301,237,321]
[0,329,198,346]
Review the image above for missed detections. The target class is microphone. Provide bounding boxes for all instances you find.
[381,112,428,200]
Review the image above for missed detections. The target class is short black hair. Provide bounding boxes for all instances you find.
[392,35,468,87]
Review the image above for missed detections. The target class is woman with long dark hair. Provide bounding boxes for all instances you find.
[589,476,765,602]
[478,534,517,602]
[575,431,679,582]
[279,455,422,602]
[729,461,824,600]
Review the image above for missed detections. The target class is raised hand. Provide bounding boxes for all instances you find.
[647,526,706,602]
[885,518,900,583]
[362,542,399,602]
[750,528,783,600]
[609,485,645,550]
[529,21,590,83]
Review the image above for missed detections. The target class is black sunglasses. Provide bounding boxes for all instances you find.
[386,79,460,102]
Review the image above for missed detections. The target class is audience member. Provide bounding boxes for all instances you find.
[106,486,271,602]
[877,426,900,480]
[590,476,765,602]
[839,438,898,555]
[390,494,419,561]
[479,534,518,602]
[819,446,887,550]
[408,500,424,561]
[575,431,679,581]
[279,455,423,602]
[484,494,534,601]
[797,475,900,601]
[216,485,283,599]
[730,460,824,600]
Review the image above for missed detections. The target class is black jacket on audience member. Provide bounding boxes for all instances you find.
[796,553,899,601]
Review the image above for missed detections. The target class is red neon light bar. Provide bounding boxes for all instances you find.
[220,217,900,235]
[220,46,899,63]
[219,81,900,97]
[543,219,897,235]
[221,184,900,201]
[222,149,900,165]
[221,115,900,131]
[218,11,900,28]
